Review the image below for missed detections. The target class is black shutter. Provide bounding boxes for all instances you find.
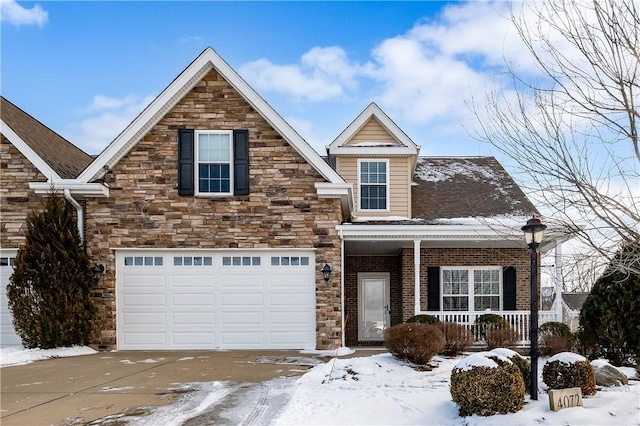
[503,266,517,310]
[233,129,249,196]
[427,266,440,311]
[178,129,194,196]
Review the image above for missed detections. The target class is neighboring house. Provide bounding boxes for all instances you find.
[0,96,95,345]
[548,292,589,332]
[0,47,570,351]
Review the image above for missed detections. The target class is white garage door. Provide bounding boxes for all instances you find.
[117,250,316,350]
[1,250,21,346]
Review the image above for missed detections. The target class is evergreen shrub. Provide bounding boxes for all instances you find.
[384,323,444,365]
[450,352,525,416]
[7,192,97,349]
[542,352,596,396]
[406,314,439,325]
[490,348,531,394]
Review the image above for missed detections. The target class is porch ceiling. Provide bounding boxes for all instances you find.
[344,238,524,256]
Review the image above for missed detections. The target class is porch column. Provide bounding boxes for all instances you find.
[555,243,563,322]
[414,240,421,315]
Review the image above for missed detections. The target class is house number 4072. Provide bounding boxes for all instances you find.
[548,388,583,412]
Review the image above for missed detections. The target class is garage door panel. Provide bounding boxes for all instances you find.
[122,312,166,325]
[122,275,166,288]
[221,274,263,288]
[118,250,315,350]
[172,333,215,345]
[221,293,263,306]
[270,293,313,305]
[221,331,264,345]
[171,293,214,307]
[221,311,263,324]
[1,253,23,346]
[172,312,215,325]
[122,293,165,307]
[270,312,312,324]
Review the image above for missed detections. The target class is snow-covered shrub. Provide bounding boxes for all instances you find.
[450,352,525,416]
[539,322,572,356]
[542,352,596,396]
[490,348,531,394]
[384,323,444,365]
[406,314,439,325]
[437,322,473,356]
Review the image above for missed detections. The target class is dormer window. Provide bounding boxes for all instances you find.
[358,160,388,211]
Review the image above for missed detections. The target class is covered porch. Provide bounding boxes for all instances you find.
[337,221,570,347]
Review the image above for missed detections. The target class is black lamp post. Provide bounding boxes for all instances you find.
[521,217,547,400]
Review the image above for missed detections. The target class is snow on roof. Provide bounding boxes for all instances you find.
[548,352,587,364]
[454,351,512,372]
[415,158,501,184]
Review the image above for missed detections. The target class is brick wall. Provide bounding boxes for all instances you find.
[84,69,344,350]
[0,136,47,247]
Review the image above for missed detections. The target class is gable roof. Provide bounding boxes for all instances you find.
[78,47,344,184]
[327,103,420,156]
[411,157,538,220]
[1,96,93,179]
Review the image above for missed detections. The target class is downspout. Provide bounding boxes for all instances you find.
[414,240,421,315]
[555,243,563,322]
[339,229,346,349]
[64,189,84,244]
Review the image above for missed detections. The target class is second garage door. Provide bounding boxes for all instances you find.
[117,250,316,350]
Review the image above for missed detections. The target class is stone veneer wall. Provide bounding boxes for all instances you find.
[401,247,532,321]
[0,137,47,247]
[84,69,344,350]
[344,255,402,346]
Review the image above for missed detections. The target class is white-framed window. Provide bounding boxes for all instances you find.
[358,159,388,211]
[196,130,233,196]
[442,267,501,311]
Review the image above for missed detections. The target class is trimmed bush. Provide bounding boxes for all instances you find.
[437,322,473,356]
[473,313,510,343]
[486,327,519,350]
[542,352,596,396]
[406,314,439,325]
[450,352,525,416]
[384,323,444,365]
[539,322,572,356]
[490,348,531,394]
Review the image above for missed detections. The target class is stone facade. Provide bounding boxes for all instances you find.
[0,136,47,248]
[83,70,344,350]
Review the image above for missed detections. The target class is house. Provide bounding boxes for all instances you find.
[0,47,570,351]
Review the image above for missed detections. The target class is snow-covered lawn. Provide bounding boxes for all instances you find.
[0,345,97,367]
[1,346,638,425]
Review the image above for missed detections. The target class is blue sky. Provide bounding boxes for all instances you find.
[2,1,535,157]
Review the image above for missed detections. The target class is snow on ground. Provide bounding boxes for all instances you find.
[0,345,96,367]
[273,353,640,426]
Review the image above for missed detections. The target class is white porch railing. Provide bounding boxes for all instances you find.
[420,310,558,346]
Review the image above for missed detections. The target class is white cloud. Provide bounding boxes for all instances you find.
[0,0,48,27]
[67,94,155,155]
[239,46,367,101]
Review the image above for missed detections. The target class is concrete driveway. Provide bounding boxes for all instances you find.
[0,350,336,425]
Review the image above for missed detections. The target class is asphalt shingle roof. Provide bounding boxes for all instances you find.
[411,156,538,220]
[1,96,93,179]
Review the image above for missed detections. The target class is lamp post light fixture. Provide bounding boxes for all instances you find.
[321,263,332,282]
[521,217,547,400]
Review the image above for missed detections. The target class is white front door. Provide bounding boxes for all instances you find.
[358,273,390,341]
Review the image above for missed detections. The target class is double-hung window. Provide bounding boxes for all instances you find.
[359,160,388,210]
[196,130,233,195]
[442,267,501,311]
